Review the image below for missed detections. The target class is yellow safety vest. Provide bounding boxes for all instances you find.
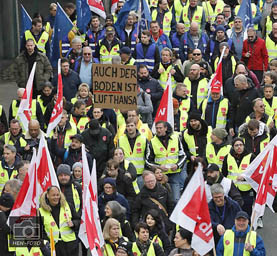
[0,163,18,193]
[179,98,191,131]
[69,115,90,133]
[36,95,47,115]
[39,202,76,243]
[16,247,43,256]
[25,30,49,54]
[201,98,229,129]
[0,105,2,116]
[3,132,27,148]
[183,77,208,108]
[71,98,91,114]
[245,115,273,128]
[132,241,156,256]
[49,125,78,149]
[115,109,126,130]
[72,183,81,213]
[125,58,136,65]
[183,126,212,156]
[152,235,163,249]
[235,4,258,30]
[226,153,252,191]
[104,243,116,256]
[203,0,225,23]
[119,134,147,175]
[99,44,120,64]
[151,133,181,174]
[173,0,189,22]
[206,143,231,170]
[266,16,273,36]
[12,99,37,121]
[152,10,172,36]
[266,35,277,62]
[149,0,158,9]
[241,133,270,155]
[158,63,177,89]
[223,229,256,256]
[182,5,203,31]
[263,97,277,119]
[124,160,140,194]
[214,56,236,73]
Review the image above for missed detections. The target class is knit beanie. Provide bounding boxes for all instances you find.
[212,128,228,140]
[57,164,71,176]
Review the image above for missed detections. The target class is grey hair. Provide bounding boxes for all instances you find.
[234,74,247,84]
[106,201,126,217]
[161,47,173,57]
[4,144,16,153]
[112,55,121,64]
[247,27,256,33]
[142,170,155,180]
[72,36,82,44]
[5,179,21,195]
[211,183,224,195]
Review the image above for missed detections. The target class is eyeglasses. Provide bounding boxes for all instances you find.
[193,53,201,56]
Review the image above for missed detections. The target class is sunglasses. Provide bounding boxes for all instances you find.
[193,53,201,56]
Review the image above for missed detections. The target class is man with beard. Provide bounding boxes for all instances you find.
[146,121,186,202]
[183,64,208,108]
[205,163,243,206]
[63,134,93,170]
[208,183,242,245]
[137,65,163,117]
[82,119,114,178]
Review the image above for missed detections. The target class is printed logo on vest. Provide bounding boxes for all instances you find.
[160,147,164,151]
[137,148,142,153]
[221,107,226,116]
[137,143,141,147]
[170,148,176,153]
[241,164,248,170]
[51,221,56,226]
[103,136,107,141]
[219,156,225,161]
[229,165,232,170]
[225,240,230,245]
[41,39,45,43]
[209,154,213,158]
[195,16,199,20]
[200,88,204,92]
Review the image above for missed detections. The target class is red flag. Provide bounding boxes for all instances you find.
[111,0,118,14]
[36,137,60,196]
[47,59,63,137]
[8,149,37,223]
[17,62,36,131]
[79,145,104,254]
[152,74,174,133]
[170,165,214,255]
[88,0,106,19]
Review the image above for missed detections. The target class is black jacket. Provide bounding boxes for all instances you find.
[131,183,174,232]
[81,127,115,178]
[230,80,260,129]
[0,210,13,256]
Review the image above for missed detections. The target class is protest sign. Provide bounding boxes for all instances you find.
[92,64,137,110]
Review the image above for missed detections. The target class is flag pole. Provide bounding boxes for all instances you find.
[247,210,256,243]
[213,247,216,256]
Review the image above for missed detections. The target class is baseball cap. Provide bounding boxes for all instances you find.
[71,134,83,143]
[235,211,249,220]
[206,163,220,172]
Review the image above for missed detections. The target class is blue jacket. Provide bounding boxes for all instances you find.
[179,31,209,62]
[151,33,172,54]
[216,225,266,256]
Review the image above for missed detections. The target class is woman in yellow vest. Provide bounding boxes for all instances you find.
[169,228,194,256]
[37,82,54,115]
[221,138,255,217]
[103,218,128,256]
[144,209,172,255]
[101,201,135,242]
[70,83,93,114]
[39,186,79,256]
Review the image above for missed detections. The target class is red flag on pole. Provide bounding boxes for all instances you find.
[47,59,63,137]
[87,0,106,19]
[152,74,174,133]
[17,62,36,131]
[170,164,214,255]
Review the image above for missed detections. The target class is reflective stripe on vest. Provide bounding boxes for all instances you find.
[39,202,76,243]
[179,98,191,131]
[100,44,120,64]
[119,134,147,175]
[206,143,231,169]
[151,133,180,174]
[263,97,277,118]
[158,63,177,89]
[25,30,49,53]
[136,43,156,72]
[183,77,208,108]
[152,10,172,37]
[226,154,252,191]
[223,229,256,256]
[132,241,156,256]
[203,0,225,23]
[182,6,203,31]
[183,126,212,156]
[266,35,277,62]
[0,163,18,193]
[201,98,229,129]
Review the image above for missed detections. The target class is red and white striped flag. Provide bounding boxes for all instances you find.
[111,0,118,14]
[36,136,60,196]
[152,74,174,133]
[79,145,104,254]
[244,135,277,229]
[170,164,214,255]
[8,148,37,223]
[88,0,106,19]
[17,62,36,131]
[47,59,63,137]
